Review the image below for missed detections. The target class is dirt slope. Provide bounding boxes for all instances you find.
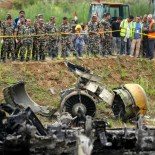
[0,56,155,116]
[0,0,13,9]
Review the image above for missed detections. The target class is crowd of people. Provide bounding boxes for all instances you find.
[0,10,155,63]
[89,13,155,60]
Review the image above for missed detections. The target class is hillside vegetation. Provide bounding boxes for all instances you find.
[0,0,153,25]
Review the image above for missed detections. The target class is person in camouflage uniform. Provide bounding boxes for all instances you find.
[1,19,6,60]
[33,14,43,60]
[35,18,47,61]
[1,15,15,62]
[46,16,58,59]
[20,19,35,61]
[0,13,11,60]
[59,17,73,59]
[88,14,101,56]
[100,13,112,56]
[14,16,26,59]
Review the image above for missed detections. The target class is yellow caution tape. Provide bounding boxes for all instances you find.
[0,30,154,38]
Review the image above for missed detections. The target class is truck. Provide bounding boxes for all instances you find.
[89,1,130,22]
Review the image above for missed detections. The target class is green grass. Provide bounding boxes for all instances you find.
[134,76,155,97]
[101,68,111,80]
[120,68,128,79]
[0,56,155,126]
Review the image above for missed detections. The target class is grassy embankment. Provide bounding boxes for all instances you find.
[0,0,154,126]
[0,56,155,126]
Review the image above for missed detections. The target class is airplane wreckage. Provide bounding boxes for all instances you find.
[0,61,154,155]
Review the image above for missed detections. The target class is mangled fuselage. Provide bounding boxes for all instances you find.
[0,106,155,155]
[0,61,152,155]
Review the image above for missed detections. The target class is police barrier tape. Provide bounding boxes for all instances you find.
[0,30,153,38]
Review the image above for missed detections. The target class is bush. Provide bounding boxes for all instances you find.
[21,1,89,25]
[13,0,37,9]
[0,0,153,25]
[129,1,153,16]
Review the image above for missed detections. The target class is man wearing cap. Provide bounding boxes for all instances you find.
[59,17,73,59]
[14,10,26,28]
[87,14,101,57]
[14,16,26,60]
[100,13,112,56]
[38,14,43,18]
[1,15,15,62]
[35,18,47,61]
[45,16,58,59]
[34,14,43,28]
[20,19,35,61]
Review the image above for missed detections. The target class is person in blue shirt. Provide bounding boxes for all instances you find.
[73,25,85,58]
[130,16,143,58]
[14,10,26,28]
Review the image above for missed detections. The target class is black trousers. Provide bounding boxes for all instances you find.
[148,38,155,59]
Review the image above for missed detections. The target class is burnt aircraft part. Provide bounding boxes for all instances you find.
[60,90,96,117]
[0,107,79,155]
[0,104,155,154]
[61,61,114,118]
[63,61,148,121]
[3,81,50,116]
[112,84,147,121]
[25,107,48,136]
[65,61,90,73]
[5,107,47,136]
[3,135,29,155]
[0,103,15,114]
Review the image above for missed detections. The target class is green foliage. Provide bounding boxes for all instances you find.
[120,68,128,79]
[129,0,153,16]
[140,58,154,70]
[13,0,37,9]
[101,68,111,80]
[0,0,153,25]
[25,1,89,24]
[97,103,107,112]
[134,76,155,97]
[2,1,89,25]
[21,66,32,77]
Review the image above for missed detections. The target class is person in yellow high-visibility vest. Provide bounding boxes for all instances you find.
[120,15,134,55]
[130,16,143,58]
